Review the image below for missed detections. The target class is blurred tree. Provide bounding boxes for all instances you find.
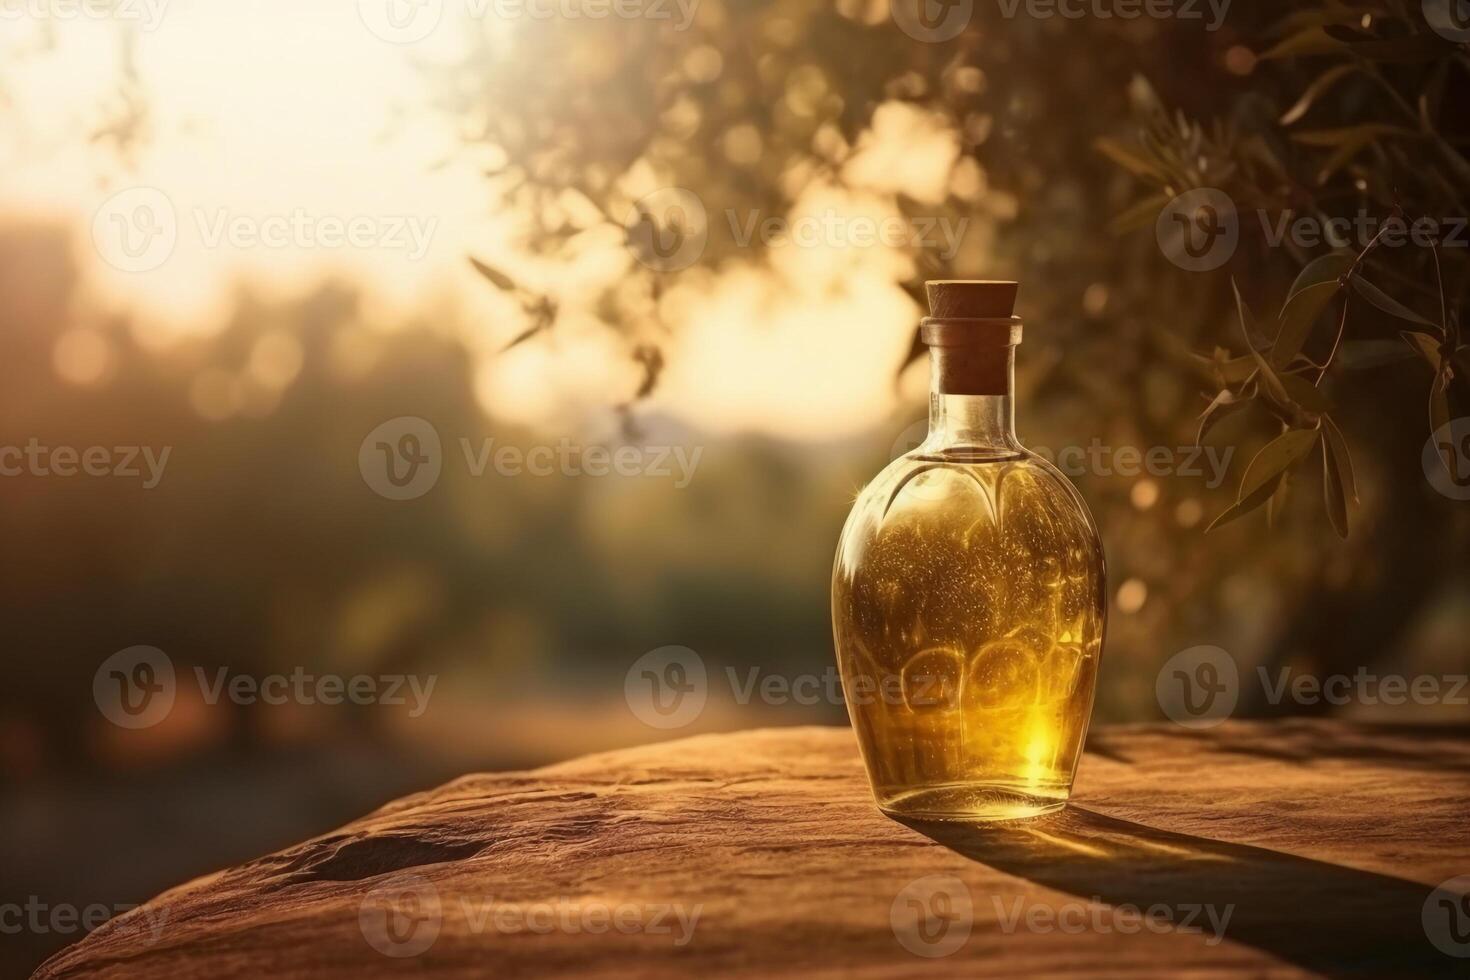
[440,0,1469,708]
[1095,2,1470,709]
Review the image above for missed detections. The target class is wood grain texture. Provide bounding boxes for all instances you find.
[37,721,1470,978]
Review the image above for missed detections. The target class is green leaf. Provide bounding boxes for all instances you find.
[1273,279,1342,367]
[1267,7,1383,34]
[1289,125,1417,147]
[1322,414,1357,505]
[498,321,547,352]
[1094,138,1168,182]
[1267,469,1292,529]
[1197,389,1252,446]
[469,257,519,292]
[1336,339,1416,370]
[1205,473,1287,531]
[1207,472,1285,532]
[1401,330,1444,370]
[1277,372,1333,415]
[1207,427,1322,533]
[1238,427,1322,501]
[1350,277,1437,328]
[1265,10,1330,33]
[1268,259,1348,378]
[1259,27,1342,60]
[1291,126,1417,184]
[1321,438,1349,538]
[1189,347,1258,386]
[1233,279,1292,406]
[1280,64,1358,126]
[1217,355,1259,385]
[1286,251,1355,301]
[1431,368,1452,446]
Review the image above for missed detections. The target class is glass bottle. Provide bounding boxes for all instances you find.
[832,280,1106,821]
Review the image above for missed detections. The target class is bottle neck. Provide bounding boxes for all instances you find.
[925,347,1019,453]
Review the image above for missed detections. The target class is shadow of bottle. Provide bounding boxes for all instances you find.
[898,806,1462,978]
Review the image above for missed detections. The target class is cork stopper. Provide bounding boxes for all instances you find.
[925,280,1019,319]
[919,279,1022,396]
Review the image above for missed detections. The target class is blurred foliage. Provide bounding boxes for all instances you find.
[0,227,857,772]
[1100,2,1470,537]
[438,0,1204,386]
[3,2,1468,779]
[443,1,1469,539]
[431,0,1469,714]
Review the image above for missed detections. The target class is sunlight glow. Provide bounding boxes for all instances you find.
[1,8,971,440]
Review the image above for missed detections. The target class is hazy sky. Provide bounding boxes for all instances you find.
[0,3,961,439]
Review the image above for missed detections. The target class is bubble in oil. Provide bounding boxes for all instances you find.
[964,639,1038,710]
[902,646,964,712]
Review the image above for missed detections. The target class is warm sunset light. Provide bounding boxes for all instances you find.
[6,2,1469,977]
[1,6,956,439]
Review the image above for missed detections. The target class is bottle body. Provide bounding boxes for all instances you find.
[832,369,1106,821]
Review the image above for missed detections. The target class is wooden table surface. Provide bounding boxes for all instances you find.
[37,720,1470,978]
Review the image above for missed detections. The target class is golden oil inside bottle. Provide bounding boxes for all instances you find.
[832,450,1105,821]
